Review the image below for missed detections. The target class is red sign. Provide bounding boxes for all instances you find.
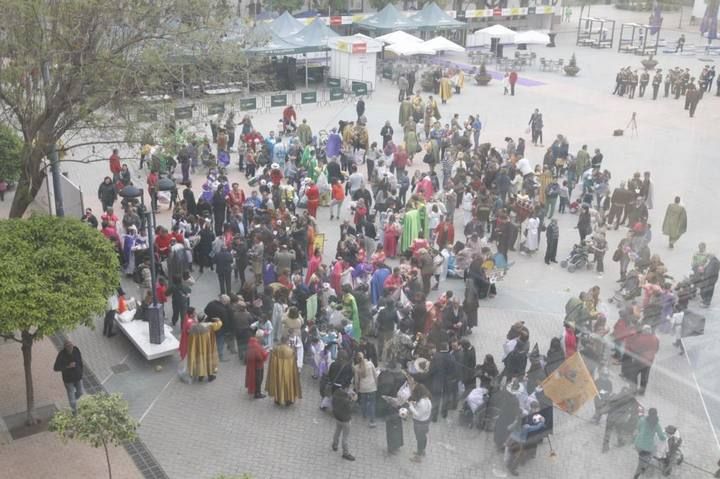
[330,16,342,25]
[493,7,502,16]
[352,42,367,54]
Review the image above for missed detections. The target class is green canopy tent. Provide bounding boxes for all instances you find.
[409,2,464,31]
[356,4,416,32]
[269,11,305,37]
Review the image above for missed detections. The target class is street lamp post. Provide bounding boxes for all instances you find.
[119,183,165,344]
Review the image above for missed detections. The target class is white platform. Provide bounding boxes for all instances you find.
[116,320,179,360]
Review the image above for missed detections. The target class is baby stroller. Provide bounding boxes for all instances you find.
[609,269,642,305]
[560,242,592,273]
[658,425,684,476]
[459,386,490,430]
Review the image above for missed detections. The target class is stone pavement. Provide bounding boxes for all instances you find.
[0,339,142,479]
[3,7,720,477]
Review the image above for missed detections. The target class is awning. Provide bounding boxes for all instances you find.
[514,30,551,45]
[327,34,384,54]
[357,4,415,32]
[475,24,517,44]
[385,42,436,56]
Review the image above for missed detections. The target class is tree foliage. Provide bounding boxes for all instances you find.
[0,124,23,181]
[50,393,138,479]
[0,0,228,218]
[369,0,394,10]
[272,0,304,12]
[0,215,119,337]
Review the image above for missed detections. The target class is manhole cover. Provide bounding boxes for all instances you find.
[110,363,130,374]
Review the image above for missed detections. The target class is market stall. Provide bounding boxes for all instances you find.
[327,34,383,91]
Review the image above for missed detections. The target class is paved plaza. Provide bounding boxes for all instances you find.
[3,6,720,479]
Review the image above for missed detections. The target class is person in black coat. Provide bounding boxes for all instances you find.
[545,219,560,264]
[97,177,117,211]
[459,340,477,394]
[429,342,455,421]
[214,245,234,295]
[577,205,592,242]
[356,98,365,121]
[183,184,197,216]
[53,340,84,413]
[545,337,565,375]
[196,221,215,273]
[211,186,227,236]
[204,295,232,360]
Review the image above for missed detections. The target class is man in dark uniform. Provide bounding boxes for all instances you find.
[613,69,624,95]
[684,80,696,110]
[687,85,700,118]
[628,70,638,99]
[652,70,662,100]
[663,69,672,97]
[638,70,650,97]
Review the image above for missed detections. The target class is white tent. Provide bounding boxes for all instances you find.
[385,42,436,56]
[376,30,423,45]
[514,30,550,45]
[475,24,517,44]
[423,36,465,53]
[327,34,383,90]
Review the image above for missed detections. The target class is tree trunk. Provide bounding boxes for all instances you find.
[8,147,48,219]
[103,440,113,479]
[21,330,39,425]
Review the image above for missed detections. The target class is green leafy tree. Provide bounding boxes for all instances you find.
[271,0,304,13]
[0,215,119,424]
[0,124,23,182]
[369,0,394,10]
[50,393,138,479]
[0,0,227,218]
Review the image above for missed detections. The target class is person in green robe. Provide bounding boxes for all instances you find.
[342,285,361,340]
[400,208,421,253]
[297,119,313,146]
[661,196,687,248]
[399,98,413,127]
[404,123,420,157]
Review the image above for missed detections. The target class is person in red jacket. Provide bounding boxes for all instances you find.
[393,145,410,177]
[563,322,577,357]
[246,331,269,398]
[624,325,659,395]
[109,148,121,180]
[509,70,518,96]
[305,180,320,218]
[282,105,297,132]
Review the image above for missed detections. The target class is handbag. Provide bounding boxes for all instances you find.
[612,248,622,262]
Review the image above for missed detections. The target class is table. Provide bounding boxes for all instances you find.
[116,319,179,360]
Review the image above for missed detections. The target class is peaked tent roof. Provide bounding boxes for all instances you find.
[246,31,316,56]
[270,11,305,37]
[409,2,464,30]
[327,34,384,53]
[285,18,339,48]
[423,36,465,52]
[357,4,416,32]
[377,30,423,45]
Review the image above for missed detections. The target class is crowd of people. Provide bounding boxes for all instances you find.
[78,59,720,476]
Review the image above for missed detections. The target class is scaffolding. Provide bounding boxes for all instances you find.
[618,22,661,56]
[576,17,616,48]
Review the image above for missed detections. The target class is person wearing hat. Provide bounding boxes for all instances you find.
[651,69,663,100]
[245,329,269,398]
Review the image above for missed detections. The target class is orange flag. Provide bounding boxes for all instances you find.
[540,352,598,414]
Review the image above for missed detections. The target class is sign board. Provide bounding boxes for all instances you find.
[271,94,288,107]
[301,91,317,104]
[207,102,225,115]
[352,42,367,54]
[351,81,368,96]
[493,7,502,16]
[174,106,193,120]
[137,109,158,122]
[239,98,257,111]
[327,77,341,88]
[329,88,344,101]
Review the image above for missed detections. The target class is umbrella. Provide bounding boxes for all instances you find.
[475,24,516,44]
[385,42,436,56]
[514,30,550,45]
[423,36,465,52]
[377,30,423,45]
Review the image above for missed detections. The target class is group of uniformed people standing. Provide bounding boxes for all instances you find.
[612,64,718,118]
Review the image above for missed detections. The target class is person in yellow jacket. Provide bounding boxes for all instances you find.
[439,76,453,104]
[266,337,302,406]
[187,319,222,382]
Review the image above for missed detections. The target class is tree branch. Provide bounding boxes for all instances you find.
[0,333,22,343]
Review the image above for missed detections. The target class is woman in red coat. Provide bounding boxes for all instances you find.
[305,181,320,218]
[245,332,269,398]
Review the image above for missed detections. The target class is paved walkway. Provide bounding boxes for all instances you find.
[0,339,141,479]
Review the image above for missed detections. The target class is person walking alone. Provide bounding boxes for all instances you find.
[331,387,356,461]
[633,408,666,478]
[545,219,559,264]
[53,340,84,413]
[408,384,432,462]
